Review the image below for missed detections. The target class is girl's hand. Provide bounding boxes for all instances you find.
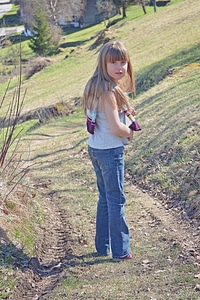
[131,108,136,116]
[128,129,134,141]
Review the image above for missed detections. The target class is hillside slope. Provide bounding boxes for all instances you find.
[127,63,199,220]
[0,0,199,229]
[1,0,200,111]
[0,1,200,298]
[13,0,199,221]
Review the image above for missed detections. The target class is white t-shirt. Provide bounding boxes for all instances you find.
[88,98,130,149]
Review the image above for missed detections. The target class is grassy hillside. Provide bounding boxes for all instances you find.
[0,0,199,218]
[0,1,198,105]
[0,0,200,298]
[127,63,199,217]
[3,0,199,218]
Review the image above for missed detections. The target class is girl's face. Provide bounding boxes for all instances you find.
[106,60,128,83]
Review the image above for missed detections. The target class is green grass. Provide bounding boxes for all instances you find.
[127,62,200,207]
[0,1,200,217]
[0,1,199,298]
[1,0,199,216]
[0,4,22,25]
[21,115,197,300]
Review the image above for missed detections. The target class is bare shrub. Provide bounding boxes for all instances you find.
[25,57,56,79]
[0,53,31,216]
[89,30,112,50]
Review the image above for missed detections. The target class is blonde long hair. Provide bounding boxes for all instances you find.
[83,41,135,114]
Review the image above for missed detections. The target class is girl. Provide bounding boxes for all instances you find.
[83,41,136,262]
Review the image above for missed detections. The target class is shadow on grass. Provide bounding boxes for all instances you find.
[9,33,29,45]
[61,39,91,48]
[60,24,102,48]
[25,134,88,162]
[0,227,29,270]
[0,13,23,28]
[62,252,113,268]
[136,43,200,94]
[0,231,111,297]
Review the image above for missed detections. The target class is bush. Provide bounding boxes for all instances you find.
[25,57,56,79]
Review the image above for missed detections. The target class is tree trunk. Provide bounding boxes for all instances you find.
[152,0,157,12]
[140,0,147,14]
[122,2,126,18]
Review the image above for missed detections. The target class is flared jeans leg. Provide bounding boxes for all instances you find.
[88,146,131,259]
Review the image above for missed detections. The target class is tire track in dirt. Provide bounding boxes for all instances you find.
[9,197,73,300]
[127,183,200,267]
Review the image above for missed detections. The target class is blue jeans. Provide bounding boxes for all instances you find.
[88,145,131,259]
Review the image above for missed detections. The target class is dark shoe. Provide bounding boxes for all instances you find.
[113,253,133,262]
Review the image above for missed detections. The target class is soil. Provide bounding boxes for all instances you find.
[8,198,73,300]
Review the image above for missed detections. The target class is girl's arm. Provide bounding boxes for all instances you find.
[102,91,134,140]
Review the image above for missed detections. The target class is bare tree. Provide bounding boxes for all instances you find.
[150,0,157,12]
[18,0,87,29]
[112,0,147,17]
[0,44,41,217]
[139,0,147,14]
[96,0,116,25]
[18,0,35,32]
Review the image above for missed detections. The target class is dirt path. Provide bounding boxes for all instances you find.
[7,118,200,300]
[8,198,74,300]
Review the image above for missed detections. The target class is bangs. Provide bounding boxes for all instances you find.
[106,46,129,63]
